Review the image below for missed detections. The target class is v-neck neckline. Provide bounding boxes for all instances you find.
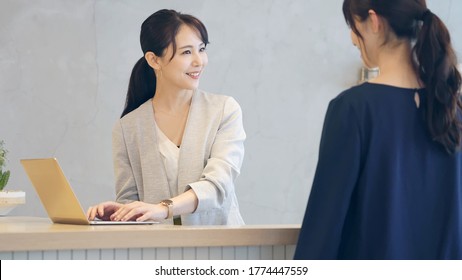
[151,89,196,148]
[156,124,180,150]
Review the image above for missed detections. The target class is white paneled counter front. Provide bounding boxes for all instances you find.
[0,217,300,260]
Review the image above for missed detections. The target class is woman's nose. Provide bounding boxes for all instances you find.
[192,52,202,67]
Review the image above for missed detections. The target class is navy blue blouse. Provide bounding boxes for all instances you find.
[294,83,462,259]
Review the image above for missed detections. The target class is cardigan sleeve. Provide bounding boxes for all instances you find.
[112,120,140,203]
[294,95,361,259]
[188,97,246,213]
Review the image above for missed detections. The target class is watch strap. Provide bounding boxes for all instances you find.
[160,199,173,219]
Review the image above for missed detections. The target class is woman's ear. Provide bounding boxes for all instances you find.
[368,9,381,33]
[144,51,161,70]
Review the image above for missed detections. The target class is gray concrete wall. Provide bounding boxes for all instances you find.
[1,0,461,224]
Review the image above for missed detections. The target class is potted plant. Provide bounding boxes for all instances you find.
[0,140,25,215]
[0,140,11,190]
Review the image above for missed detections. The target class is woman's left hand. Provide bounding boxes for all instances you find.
[110,201,167,222]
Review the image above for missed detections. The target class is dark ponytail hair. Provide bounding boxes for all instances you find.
[121,9,209,118]
[415,9,462,154]
[343,0,462,153]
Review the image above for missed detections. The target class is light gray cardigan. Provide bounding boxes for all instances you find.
[112,90,245,225]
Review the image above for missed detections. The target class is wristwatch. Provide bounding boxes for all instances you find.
[160,199,174,219]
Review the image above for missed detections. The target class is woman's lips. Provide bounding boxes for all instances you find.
[186,71,200,79]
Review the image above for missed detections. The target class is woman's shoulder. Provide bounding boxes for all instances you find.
[334,82,413,102]
[325,84,365,113]
[115,99,152,128]
[331,82,404,108]
[334,83,374,101]
[197,89,235,102]
[196,89,241,110]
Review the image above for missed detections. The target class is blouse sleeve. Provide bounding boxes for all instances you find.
[294,95,361,259]
[112,120,140,203]
[188,97,246,212]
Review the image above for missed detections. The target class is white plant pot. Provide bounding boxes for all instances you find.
[0,190,26,216]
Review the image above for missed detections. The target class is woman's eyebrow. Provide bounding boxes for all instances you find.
[178,43,206,50]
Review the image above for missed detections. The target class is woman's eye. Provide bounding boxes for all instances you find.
[199,47,207,52]
[182,50,191,55]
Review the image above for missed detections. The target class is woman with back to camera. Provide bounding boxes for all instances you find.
[87,9,245,225]
[295,0,462,259]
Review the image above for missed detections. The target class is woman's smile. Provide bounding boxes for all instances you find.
[186,71,201,79]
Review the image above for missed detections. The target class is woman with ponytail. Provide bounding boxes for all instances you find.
[87,9,245,225]
[295,0,462,259]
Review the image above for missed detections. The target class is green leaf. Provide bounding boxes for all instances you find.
[0,170,10,191]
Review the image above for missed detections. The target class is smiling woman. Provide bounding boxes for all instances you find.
[87,9,246,226]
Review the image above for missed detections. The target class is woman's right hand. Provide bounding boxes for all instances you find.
[87,201,123,221]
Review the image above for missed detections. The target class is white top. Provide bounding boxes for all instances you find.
[155,123,180,198]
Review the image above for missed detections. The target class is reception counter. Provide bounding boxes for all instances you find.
[0,217,300,260]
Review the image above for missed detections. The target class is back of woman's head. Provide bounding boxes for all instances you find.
[121,9,209,118]
[343,0,462,154]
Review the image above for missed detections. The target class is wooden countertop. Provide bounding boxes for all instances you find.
[0,217,300,252]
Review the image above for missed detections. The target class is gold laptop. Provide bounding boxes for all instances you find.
[20,158,156,225]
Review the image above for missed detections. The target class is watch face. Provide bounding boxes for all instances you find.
[162,199,173,206]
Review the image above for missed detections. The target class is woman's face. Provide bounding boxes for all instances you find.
[157,24,208,91]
